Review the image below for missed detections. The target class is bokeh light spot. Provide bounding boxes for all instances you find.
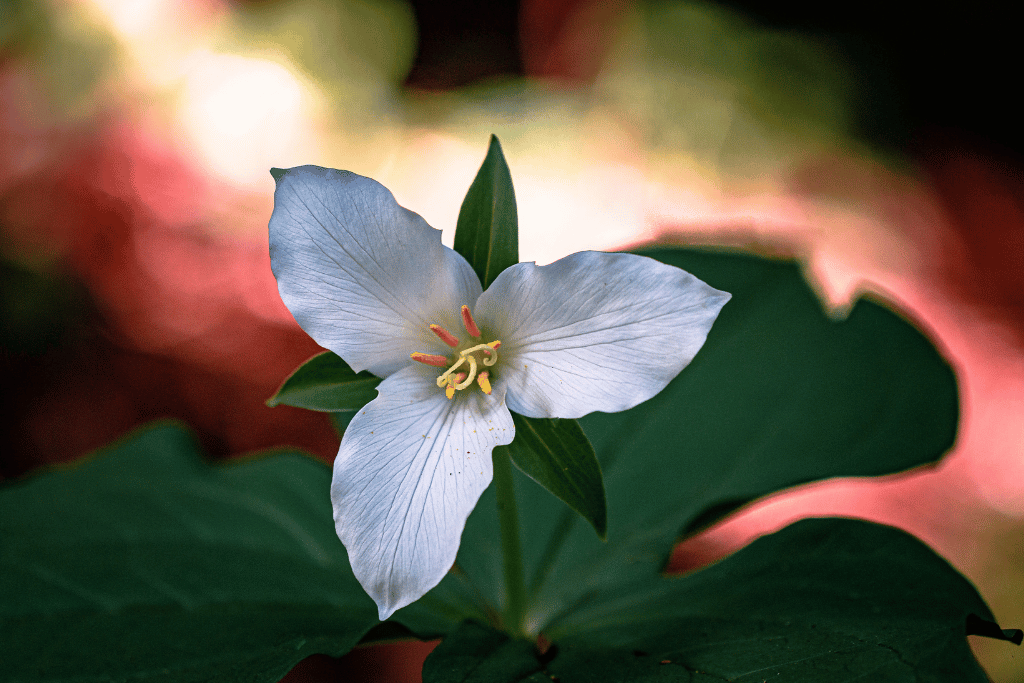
[177,51,321,186]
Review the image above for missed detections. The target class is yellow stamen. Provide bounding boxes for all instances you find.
[477,371,492,395]
[461,305,481,338]
[411,352,449,368]
[429,324,460,348]
[444,372,466,400]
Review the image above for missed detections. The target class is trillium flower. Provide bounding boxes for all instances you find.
[269,165,730,620]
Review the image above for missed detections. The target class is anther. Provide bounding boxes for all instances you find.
[477,371,492,395]
[445,372,466,400]
[484,340,501,365]
[461,305,481,338]
[429,324,460,348]
[411,352,449,368]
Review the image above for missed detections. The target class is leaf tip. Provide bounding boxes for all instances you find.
[591,508,608,541]
[486,135,508,167]
[270,167,286,181]
[966,613,1024,644]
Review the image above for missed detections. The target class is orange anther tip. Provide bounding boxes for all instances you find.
[445,384,456,400]
[489,340,501,350]
[461,305,482,338]
[477,371,492,395]
[430,324,460,348]
[411,352,449,368]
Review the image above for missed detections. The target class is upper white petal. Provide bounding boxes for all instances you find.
[269,166,482,377]
[330,364,515,620]
[474,251,731,419]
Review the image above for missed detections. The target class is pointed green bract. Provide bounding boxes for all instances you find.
[267,350,380,411]
[505,415,607,540]
[453,134,607,546]
[0,423,378,683]
[453,135,519,290]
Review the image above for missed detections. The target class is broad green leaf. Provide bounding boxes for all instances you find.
[422,621,546,683]
[520,248,961,629]
[0,423,377,683]
[421,520,1016,682]
[546,519,1017,682]
[504,415,607,540]
[266,350,380,411]
[392,247,962,639]
[453,135,519,289]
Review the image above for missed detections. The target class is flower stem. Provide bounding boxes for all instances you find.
[492,446,526,638]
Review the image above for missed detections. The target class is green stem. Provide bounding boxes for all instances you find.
[492,446,526,638]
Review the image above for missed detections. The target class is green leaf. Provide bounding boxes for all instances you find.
[453,135,519,289]
[394,247,963,642]
[266,350,380,411]
[588,247,958,531]
[422,621,545,683]
[545,519,1009,682]
[389,248,1015,679]
[504,415,607,540]
[426,520,1014,682]
[519,248,962,627]
[0,423,378,683]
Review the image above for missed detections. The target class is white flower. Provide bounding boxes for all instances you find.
[269,166,730,619]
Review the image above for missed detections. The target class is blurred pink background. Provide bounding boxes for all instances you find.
[2,0,1022,680]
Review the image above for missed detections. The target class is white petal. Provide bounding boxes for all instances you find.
[331,364,515,620]
[474,251,730,419]
[269,166,482,377]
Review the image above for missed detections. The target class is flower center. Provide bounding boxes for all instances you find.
[410,305,501,399]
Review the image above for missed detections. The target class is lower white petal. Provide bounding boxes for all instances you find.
[474,251,730,419]
[331,364,515,620]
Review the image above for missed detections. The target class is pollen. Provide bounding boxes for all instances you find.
[477,371,492,395]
